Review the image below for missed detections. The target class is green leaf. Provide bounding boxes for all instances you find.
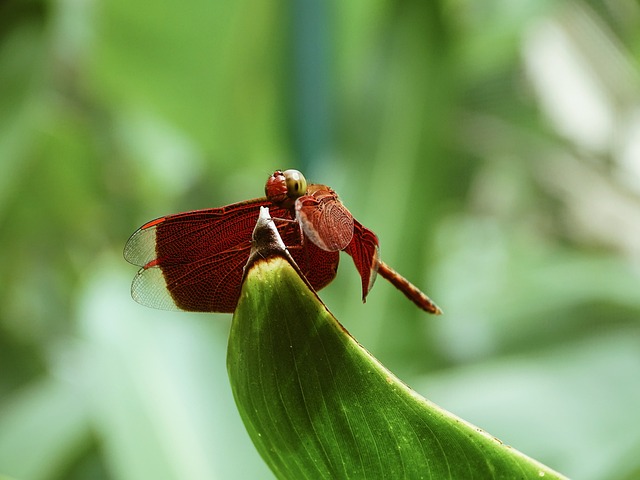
[227,208,567,479]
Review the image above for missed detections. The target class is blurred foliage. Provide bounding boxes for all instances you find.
[0,0,639,479]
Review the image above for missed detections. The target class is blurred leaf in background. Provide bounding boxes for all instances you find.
[0,0,639,479]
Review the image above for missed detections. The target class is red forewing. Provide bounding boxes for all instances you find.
[124,198,339,313]
[295,185,354,252]
[343,219,380,302]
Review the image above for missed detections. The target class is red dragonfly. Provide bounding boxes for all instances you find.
[124,169,441,314]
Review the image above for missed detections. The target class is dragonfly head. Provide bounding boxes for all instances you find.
[266,169,308,210]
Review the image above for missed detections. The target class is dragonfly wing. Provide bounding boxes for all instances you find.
[124,198,286,313]
[286,233,340,292]
[130,263,183,312]
[295,189,354,252]
[343,219,380,302]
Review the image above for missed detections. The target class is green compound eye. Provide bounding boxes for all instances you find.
[283,169,307,199]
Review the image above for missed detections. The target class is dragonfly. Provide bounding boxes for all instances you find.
[124,169,441,314]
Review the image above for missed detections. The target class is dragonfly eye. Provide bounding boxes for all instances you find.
[283,169,307,199]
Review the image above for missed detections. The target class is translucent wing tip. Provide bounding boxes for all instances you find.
[124,225,158,267]
[130,265,181,311]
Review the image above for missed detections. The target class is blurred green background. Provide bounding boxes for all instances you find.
[1,0,640,479]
